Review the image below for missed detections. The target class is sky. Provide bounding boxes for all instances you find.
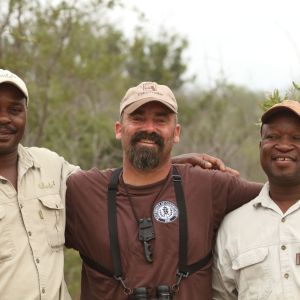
[112,0,300,92]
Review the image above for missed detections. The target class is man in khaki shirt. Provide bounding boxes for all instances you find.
[0,69,78,300]
[213,100,300,300]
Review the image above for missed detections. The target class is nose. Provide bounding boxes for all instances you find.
[275,137,294,152]
[0,111,11,124]
[141,119,156,132]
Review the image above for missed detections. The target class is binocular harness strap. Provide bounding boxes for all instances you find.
[172,167,212,279]
[107,167,124,278]
[80,166,212,294]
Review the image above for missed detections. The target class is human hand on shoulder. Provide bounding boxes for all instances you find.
[171,153,240,177]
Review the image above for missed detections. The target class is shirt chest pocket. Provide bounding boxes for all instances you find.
[0,206,15,262]
[39,195,65,250]
[232,247,272,300]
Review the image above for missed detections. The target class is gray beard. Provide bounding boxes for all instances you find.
[128,145,161,170]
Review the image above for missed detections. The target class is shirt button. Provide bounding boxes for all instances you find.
[284,273,289,279]
[28,231,32,236]
[281,245,286,250]
[42,288,45,294]
[281,217,286,222]
[19,204,23,209]
[36,258,40,264]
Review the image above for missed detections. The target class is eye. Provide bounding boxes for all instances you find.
[129,114,144,122]
[264,134,278,140]
[9,106,24,115]
[292,135,300,141]
[155,117,167,123]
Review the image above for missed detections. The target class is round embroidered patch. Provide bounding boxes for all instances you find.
[153,200,179,223]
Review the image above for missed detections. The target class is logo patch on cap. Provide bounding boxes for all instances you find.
[143,82,156,91]
[153,200,178,223]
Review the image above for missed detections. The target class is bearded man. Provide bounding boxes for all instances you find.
[65,81,261,300]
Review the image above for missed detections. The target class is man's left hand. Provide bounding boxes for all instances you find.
[171,153,240,177]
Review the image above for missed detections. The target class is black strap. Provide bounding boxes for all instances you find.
[184,251,213,274]
[172,166,188,273]
[107,167,123,278]
[80,253,114,277]
[81,166,211,279]
[172,166,212,275]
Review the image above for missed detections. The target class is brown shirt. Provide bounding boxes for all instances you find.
[65,164,261,300]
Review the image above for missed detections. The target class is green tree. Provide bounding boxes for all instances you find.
[0,0,190,170]
[176,81,266,181]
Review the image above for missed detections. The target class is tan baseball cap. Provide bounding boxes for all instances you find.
[261,100,300,123]
[120,81,178,115]
[0,69,29,106]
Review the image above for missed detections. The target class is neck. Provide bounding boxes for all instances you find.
[122,160,172,186]
[269,183,300,213]
[0,151,18,169]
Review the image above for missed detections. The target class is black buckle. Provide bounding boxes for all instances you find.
[176,270,189,278]
[172,174,181,182]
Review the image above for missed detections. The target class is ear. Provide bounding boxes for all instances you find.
[173,124,181,144]
[115,121,122,140]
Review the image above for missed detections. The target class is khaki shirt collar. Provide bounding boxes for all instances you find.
[18,144,41,170]
[252,182,271,208]
[252,182,300,215]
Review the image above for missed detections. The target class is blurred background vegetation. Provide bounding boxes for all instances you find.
[1,0,298,298]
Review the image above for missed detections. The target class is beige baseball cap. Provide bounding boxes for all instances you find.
[261,100,300,123]
[0,69,29,106]
[120,81,178,115]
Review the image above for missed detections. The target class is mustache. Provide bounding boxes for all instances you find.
[130,131,164,147]
[0,124,17,134]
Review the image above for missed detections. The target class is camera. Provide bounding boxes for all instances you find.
[132,285,173,300]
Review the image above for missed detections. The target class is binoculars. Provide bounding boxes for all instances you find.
[131,285,172,300]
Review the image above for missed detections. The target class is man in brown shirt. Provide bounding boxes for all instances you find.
[65,82,261,300]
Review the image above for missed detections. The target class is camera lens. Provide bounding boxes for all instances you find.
[132,287,149,300]
[157,285,172,300]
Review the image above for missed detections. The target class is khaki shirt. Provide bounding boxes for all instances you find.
[0,145,78,300]
[213,183,300,300]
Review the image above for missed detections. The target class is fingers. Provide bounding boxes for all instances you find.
[201,154,226,171]
[171,153,226,170]
[224,166,240,177]
[201,154,240,176]
[171,153,239,176]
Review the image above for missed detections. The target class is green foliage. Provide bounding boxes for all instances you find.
[261,81,300,113]
[126,31,190,88]
[64,249,81,299]
[0,0,189,170]
[261,89,282,112]
[176,81,266,181]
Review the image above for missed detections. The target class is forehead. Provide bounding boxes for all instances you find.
[0,83,26,101]
[262,111,300,132]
